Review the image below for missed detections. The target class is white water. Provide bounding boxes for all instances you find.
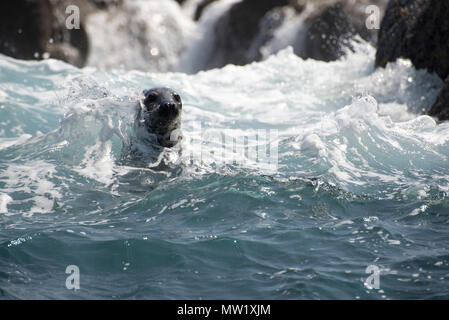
[86,0,196,71]
[1,39,447,218]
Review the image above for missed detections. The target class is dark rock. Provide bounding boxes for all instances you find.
[428,76,449,121]
[194,0,219,21]
[297,0,388,61]
[375,0,449,121]
[199,0,386,71]
[245,6,291,62]
[47,43,85,67]
[375,0,449,80]
[343,0,388,45]
[203,0,290,70]
[299,3,356,62]
[0,0,53,60]
[48,0,93,67]
[0,0,120,67]
[90,0,123,9]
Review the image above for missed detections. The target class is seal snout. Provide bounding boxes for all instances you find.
[159,100,180,119]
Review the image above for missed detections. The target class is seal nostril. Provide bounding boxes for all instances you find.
[161,102,174,110]
[160,102,178,117]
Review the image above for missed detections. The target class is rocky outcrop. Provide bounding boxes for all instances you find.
[299,2,356,62]
[202,0,291,70]
[0,0,120,67]
[47,0,92,67]
[194,0,219,21]
[1,0,389,71]
[91,0,122,9]
[198,0,387,71]
[0,0,54,61]
[428,77,449,121]
[375,0,449,121]
[375,0,449,79]
[297,0,388,61]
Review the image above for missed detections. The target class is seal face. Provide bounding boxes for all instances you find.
[135,87,183,148]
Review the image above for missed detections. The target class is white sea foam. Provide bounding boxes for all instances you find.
[0,134,32,150]
[0,160,62,216]
[0,193,13,215]
[0,36,447,203]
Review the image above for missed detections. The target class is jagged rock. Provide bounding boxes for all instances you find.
[375,0,449,121]
[299,2,355,62]
[297,0,388,61]
[201,0,386,70]
[375,0,449,79]
[428,76,449,121]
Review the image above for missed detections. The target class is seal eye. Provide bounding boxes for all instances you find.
[144,92,158,104]
[173,93,181,103]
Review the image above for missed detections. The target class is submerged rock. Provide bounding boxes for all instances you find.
[375,0,449,121]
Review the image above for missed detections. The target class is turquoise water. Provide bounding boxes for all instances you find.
[1,45,449,299]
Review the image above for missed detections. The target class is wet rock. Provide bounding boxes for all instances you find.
[194,0,219,21]
[0,0,53,60]
[299,2,355,62]
[428,76,449,121]
[375,0,449,79]
[48,0,95,67]
[246,6,293,62]
[201,0,386,70]
[375,0,449,121]
[342,0,388,45]
[202,0,291,70]
[0,0,120,67]
[47,43,85,68]
[297,0,388,61]
[91,0,123,9]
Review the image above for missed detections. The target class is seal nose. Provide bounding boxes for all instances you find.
[159,101,178,118]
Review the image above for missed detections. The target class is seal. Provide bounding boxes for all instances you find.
[134,87,183,148]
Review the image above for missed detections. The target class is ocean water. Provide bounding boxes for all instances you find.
[1,41,449,299]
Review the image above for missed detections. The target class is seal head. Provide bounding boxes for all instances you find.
[136,87,183,148]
